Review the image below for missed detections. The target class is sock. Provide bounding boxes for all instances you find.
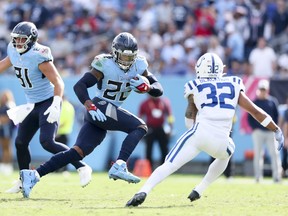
[118,128,146,161]
[116,159,125,165]
[194,158,229,195]
[139,162,177,194]
[37,148,82,177]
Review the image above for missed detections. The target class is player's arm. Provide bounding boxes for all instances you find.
[142,70,163,97]
[185,94,198,129]
[238,91,278,131]
[39,61,64,97]
[73,68,103,109]
[73,68,106,122]
[40,61,64,123]
[0,57,12,73]
[238,91,284,150]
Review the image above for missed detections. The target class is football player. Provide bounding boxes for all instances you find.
[19,32,163,198]
[0,21,92,194]
[125,52,284,207]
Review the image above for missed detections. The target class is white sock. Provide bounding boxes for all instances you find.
[194,158,229,195]
[139,162,177,194]
[116,159,125,165]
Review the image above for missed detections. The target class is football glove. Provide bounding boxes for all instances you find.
[274,128,284,151]
[87,104,107,122]
[130,74,150,93]
[44,96,62,123]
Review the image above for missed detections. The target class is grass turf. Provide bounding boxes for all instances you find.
[0,171,287,216]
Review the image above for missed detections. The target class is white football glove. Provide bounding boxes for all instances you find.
[87,104,107,122]
[44,96,62,124]
[274,128,284,151]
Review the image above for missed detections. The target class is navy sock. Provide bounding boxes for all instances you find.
[37,148,82,177]
[118,128,146,161]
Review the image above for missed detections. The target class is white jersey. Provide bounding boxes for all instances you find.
[184,76,245,134]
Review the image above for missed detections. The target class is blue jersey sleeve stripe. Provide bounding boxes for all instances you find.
[187,81,193,90]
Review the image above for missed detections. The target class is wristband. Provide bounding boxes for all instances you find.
[87,104,97,111]
[260,116,272,127]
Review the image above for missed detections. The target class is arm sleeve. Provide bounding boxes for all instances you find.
[146,74,163,97]
[73,72,98,105]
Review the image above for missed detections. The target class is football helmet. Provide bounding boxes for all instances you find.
[11,21,38,54]
[195,53,224,78]
[111,32,138,71]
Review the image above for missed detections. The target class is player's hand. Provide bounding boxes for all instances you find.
[87,104,107,122]
[274,128,284,151]
[44,96,62,123]
[130,74,150,93]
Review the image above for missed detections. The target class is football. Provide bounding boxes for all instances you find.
[132,76,150,93]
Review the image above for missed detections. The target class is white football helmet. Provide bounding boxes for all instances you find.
[195,53,224,78]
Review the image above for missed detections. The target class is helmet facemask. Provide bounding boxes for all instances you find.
[11,34,33,54]
[111,32,138,71]
[114,50,137,70]
[10,22,38,54]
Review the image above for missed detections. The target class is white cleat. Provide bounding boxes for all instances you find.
[77,165,92,187]
[5,179,22,193]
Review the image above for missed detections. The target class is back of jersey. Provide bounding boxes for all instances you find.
[184,76,245,130]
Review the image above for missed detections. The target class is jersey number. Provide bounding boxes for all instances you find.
[14,67,33,88]
[198,82,235,109]
[103,80,129,101]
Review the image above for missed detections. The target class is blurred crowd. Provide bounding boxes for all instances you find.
[0,0,288,78]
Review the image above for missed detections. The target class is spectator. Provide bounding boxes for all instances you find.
[138,95,174,169]
[247,79,282,183]
[248,37,277,78]
[0,90,16,175]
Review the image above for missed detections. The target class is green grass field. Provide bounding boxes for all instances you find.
[1,172,287,216]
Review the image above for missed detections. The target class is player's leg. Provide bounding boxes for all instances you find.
[20,121,106,198]
[190,136,235,202]
[104,106,147,183]
[6,111,39,194]
[126,126,201,206]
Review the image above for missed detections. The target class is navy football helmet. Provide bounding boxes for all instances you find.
[111,32,138,71]
[11,21,38,54]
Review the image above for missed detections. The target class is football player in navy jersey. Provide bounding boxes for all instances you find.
[125,53,284,207]
[20,32,163,198]
[0,21,92,194]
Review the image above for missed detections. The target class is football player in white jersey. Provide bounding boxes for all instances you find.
[126,52,284,207]
[19,32,163,198]
[0,21,92,194]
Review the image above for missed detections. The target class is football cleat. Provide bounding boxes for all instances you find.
[5,179,22,193]
[188,190,201,202]
[108,163,141,184]
[126,192,147,207]
[77,165,92,187]
[20,170,40,198]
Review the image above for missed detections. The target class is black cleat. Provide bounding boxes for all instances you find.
[188,190,200,202]
[126,192,147,207]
